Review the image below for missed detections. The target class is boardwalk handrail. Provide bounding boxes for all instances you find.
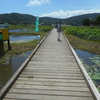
[63,32,100,100]
[0,29,52,99]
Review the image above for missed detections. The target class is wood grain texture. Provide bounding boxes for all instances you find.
[2,28,96,100]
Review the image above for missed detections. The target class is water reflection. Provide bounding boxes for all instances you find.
[75,49,98,65]
[0,51,32,90]
[10,35,37,43]
[9,29,35,33]
[75,49,100,91]
[0,63,12,90]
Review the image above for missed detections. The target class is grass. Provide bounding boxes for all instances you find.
[9,25,35,30]
[0,40,38,64]
[0,25,49,64]
[6,31,47,54]
[8,40,37,54]
[65,33,100,55]
[63,26,100,41]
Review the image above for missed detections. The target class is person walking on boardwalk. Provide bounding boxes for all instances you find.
[57,21,62,41]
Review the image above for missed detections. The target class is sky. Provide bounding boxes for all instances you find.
[1,0,100,18]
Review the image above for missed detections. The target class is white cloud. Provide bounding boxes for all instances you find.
[26,0,50,6]
[40,9,100,18]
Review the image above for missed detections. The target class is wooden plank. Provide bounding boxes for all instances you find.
[15,80,88,87]
[22,69,82,74]
[21,71,83,77]
[17,77,86,83]
[26,65,79,69]
[19,74,84,80]
[28,61,79,66]
[25,67,80,70]
[11,84,89,92]
[27,61,79,67]
[25,65,80,71]
[9,88,92,97]
[4,93,94,100]
[30,60,76,64]
[33,54,74,58]
[29,54,76,59]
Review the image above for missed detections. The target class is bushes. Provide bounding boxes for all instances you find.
[39,26,53,32]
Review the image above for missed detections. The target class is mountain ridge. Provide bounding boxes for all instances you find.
[0,13,100,25]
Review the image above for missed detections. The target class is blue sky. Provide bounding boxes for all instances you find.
[1,0,100,18]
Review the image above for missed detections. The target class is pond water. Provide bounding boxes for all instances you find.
[75,49,100,91]
[9,29,27,32]
[9,35,38,43]
[0,51,32,90]
[9,29,35,33]
[9,28,41,43]
[75,49,100,66]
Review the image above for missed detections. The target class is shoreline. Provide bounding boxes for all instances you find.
[65,34,100,55]
[0,31,47,64]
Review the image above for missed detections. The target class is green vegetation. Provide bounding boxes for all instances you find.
[1,40,37,64]
[39,26,53,32]
[63,26,100,55]
[64,33,100,55]
[82,18,91,26]
[0,13,36,25]
[0,25,53,64]
[63,26,100,92]
[9,25,35,30]
[9,25,53,42]
[0,13,60,25]
[63,26,100,41]
[82,15,100,26]
[9,25,53,36]
[80,57,100,92]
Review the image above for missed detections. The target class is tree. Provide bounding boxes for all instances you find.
[0,19,4,24]
[70,22,73,25]
[96,15,100,25]
[82,18,91,26]
[91,20,98,26]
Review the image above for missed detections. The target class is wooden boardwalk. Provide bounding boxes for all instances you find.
[1,28,100,100]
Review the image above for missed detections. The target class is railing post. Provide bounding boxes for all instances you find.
[8,39,11,50]
[0,31,5,57]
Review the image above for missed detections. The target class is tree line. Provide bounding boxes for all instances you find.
[82,15,100,26]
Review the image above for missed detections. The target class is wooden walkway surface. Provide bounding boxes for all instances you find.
[1,29,98,100]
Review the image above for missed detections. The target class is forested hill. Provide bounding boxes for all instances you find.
[0,13,36,25]
[0,12,100,25]
[65,13,100,25]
